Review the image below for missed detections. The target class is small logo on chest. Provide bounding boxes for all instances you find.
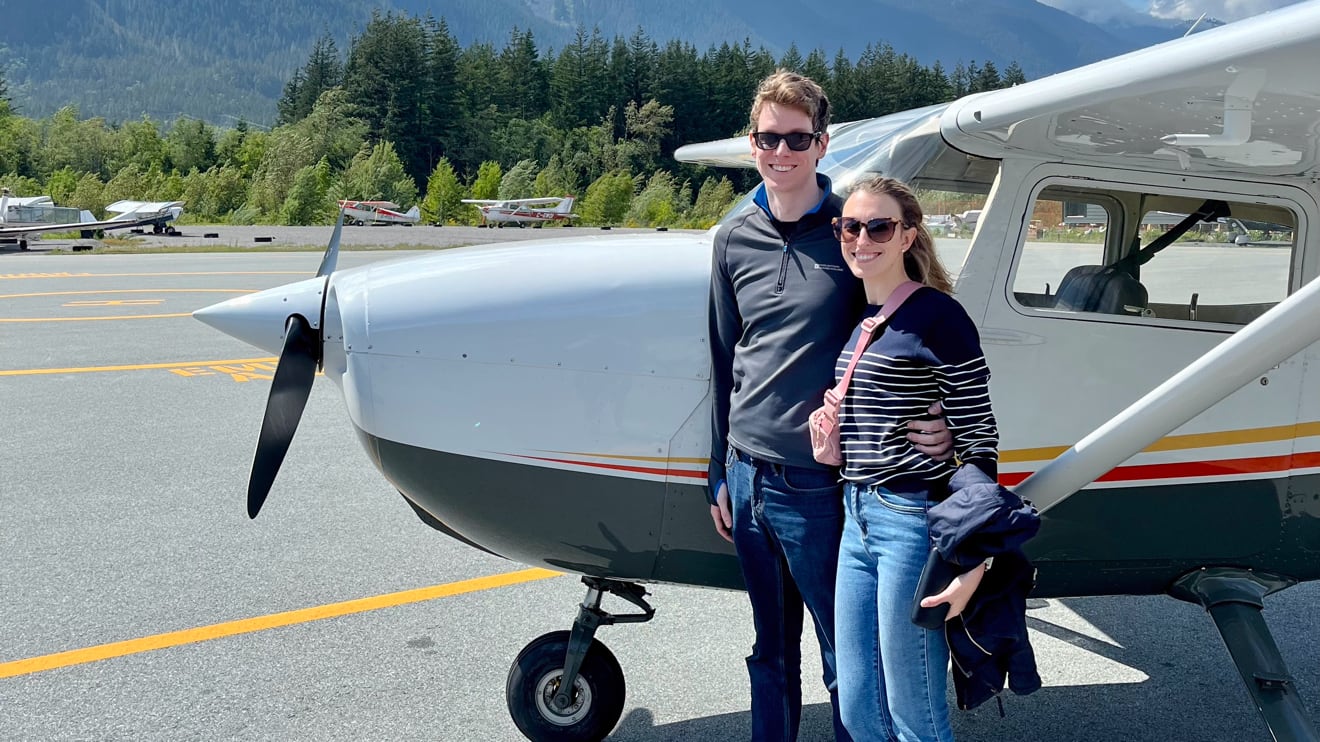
[814,263,845,272]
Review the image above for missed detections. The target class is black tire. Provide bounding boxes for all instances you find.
[506,631,625,742]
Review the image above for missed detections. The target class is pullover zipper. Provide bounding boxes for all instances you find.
[775,241,790,294]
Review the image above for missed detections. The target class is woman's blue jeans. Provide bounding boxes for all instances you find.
[835,482,953,742]
[726,448,851,742]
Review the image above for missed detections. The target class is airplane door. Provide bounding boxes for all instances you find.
[958,163,1313,592]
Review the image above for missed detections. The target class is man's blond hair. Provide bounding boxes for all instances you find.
[748,69,831,134]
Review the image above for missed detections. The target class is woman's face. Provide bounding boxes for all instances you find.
[838,190,916,284]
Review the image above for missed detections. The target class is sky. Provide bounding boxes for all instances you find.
[1039,0,1306,23]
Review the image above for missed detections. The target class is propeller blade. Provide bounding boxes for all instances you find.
[316,209,345,277]
[247,314,319,518]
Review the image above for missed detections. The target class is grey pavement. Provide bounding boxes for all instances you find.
[8,224,703,252]
[1,249,1316,741]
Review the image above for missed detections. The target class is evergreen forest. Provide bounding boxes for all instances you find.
[0,13,1025,229]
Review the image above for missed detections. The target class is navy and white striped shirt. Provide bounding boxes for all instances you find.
[835,286,998,494]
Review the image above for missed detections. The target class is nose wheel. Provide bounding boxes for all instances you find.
[507,630,624,741]
[506,577,655,741]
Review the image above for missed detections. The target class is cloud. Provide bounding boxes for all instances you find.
[1149,0,1303,21]
[1037,0,1151,23]
[1040,0,1304,23]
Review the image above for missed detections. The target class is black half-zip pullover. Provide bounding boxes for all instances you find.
[707,176,866,502]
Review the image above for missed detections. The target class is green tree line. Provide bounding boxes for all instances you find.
[0,13,1025,228]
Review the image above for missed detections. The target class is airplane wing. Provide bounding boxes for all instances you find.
[460,199,502,205]
[106,200,185,221]
[0,211,177,238]
[500,197,571,206]
[673,136,754,169]
[673,122,858,169]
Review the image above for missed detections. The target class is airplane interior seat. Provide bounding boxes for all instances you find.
[1050,264,1149,316]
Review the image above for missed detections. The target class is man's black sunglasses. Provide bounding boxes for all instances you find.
[831,216,908,243]
[752,131,822,151]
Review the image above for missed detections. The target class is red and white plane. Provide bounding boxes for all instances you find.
[336,199,420,226]
[461,195,577,227]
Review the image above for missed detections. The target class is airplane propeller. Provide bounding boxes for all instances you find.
[244,209,345,518]
[247,314,319,517]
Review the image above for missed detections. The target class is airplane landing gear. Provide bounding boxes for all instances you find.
[1173,568,1320,742]
[506,577,655,741]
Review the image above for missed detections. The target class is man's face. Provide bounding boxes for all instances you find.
[750,102,828,197]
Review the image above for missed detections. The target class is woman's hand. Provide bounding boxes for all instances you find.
[918,560,987,621]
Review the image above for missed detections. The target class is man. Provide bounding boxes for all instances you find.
[707,70,953,742]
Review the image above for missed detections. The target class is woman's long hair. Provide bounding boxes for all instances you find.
[848,176,953,294]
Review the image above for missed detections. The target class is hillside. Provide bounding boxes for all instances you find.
[0,0,1196,126]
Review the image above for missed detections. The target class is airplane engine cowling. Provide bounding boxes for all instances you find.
[326,234,737,583]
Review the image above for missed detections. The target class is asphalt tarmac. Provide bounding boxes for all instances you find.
[2,244,1318,741]
[14,223,695,252]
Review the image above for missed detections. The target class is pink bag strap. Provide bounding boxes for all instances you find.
[823,280,923,408]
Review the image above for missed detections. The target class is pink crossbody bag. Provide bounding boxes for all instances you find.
[809,280,923,466]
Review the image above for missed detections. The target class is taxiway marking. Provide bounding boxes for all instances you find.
[0,288,252,323]
[65,299,165,307]
[0,271,310,280]
[0,288,252,299]
[0,568,561,679]
[0,357,279,377]
[0,313,193,322]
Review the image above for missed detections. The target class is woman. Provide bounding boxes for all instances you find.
[830,176,998,742]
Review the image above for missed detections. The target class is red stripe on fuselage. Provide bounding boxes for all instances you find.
[510,454,707,480]
[1000,451,1320,487]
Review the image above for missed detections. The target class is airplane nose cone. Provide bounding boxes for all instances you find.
[194,276,327,356]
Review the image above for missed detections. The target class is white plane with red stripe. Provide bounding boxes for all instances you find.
[336,199,420,226]
[461,195,576,226]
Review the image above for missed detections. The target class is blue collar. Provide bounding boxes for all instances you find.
[753,173,834,221]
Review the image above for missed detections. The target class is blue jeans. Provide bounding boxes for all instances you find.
[726,448,851,742]
[835,483,952,742]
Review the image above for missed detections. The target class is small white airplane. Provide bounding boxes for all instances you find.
[0,189,183,250]
[196,3,1320,739]
[336,199,420,226]
[105,199,185,235]
[461,195,577,227]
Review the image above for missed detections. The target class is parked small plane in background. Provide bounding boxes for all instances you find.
[0,188,184,250]
[105,200,185,235]
[461,195,577,227]
[196,3,1320,740]
[335,199,420,226]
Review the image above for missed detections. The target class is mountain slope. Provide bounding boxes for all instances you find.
[0,0,1192,126]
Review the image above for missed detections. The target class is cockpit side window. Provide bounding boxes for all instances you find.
[1010,181,1299,327]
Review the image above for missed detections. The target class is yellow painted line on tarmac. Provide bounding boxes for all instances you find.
[0,313,193,322]
[0,288,254,299]
[0,568,562,679]
[0,357,278,377]
[0,288,254,323]
[0,271,310,280]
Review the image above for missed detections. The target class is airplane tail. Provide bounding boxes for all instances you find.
[554,197,576,214]
[0,189,8,225]
[406,206,421,220]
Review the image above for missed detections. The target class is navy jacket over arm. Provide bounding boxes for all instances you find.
[928,464,1042,711]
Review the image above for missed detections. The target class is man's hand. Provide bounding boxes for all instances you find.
[918,561,987,621]
[907,401,954,461]
[710,483,733,543]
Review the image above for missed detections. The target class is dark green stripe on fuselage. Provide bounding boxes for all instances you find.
[370,433,1320,598]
